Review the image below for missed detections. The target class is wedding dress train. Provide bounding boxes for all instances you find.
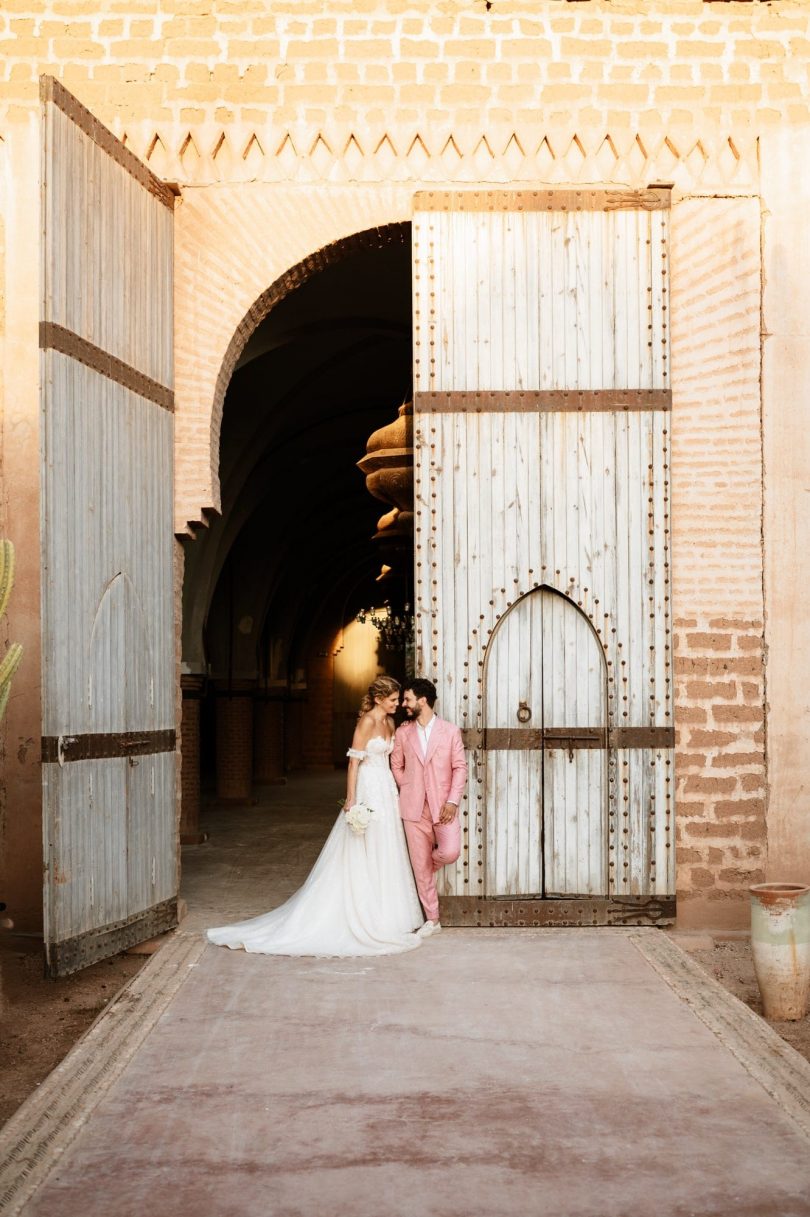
[206,736,424,956]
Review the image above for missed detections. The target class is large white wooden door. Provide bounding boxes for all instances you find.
[40,78,176,975]
[484,589,607,898]
[413,189,674,926]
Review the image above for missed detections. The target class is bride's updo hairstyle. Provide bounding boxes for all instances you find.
[359,675,401,716]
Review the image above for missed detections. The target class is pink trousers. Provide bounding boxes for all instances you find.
[403,800,461,923]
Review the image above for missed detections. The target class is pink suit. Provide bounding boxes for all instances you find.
[391,717,467,922]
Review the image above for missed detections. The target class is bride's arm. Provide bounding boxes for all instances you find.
[345,714,374,809]
[390,723,406,787]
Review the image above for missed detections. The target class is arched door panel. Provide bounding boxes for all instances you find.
[484,591,544,895]
[484,588,607,898]
[541,592,607,895]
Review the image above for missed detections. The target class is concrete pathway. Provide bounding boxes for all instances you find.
[2,775,810,1217]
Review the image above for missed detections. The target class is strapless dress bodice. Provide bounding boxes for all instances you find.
[358,736,394,767]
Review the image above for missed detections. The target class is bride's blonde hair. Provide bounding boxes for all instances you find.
[358,675,401,716]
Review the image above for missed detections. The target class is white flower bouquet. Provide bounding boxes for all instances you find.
[344,802,375,836]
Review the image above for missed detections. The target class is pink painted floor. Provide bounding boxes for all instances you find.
[19,776,810,1216]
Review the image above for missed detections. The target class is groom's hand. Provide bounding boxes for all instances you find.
[439,802,457,824]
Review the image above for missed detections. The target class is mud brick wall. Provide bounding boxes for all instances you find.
[670,196,765,927]
[2,0,810,133]
[674,621,766,921]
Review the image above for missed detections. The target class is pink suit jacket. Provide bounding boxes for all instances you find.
[390,717,468,823]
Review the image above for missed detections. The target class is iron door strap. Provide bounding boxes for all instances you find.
[543,727,604,749]
[41,730,176,763]
[471,728,545,750]
[459,727,599,751]
[460,726,674,752]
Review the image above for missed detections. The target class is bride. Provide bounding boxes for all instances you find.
[206,676,425,956]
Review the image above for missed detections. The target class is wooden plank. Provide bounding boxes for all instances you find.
[41,82,176,975]
[542,588,608,896]
[483,586,544,896]
[415,389,672,412]
[613,405,631,895]
[414,188,673,213]
[46,104,173,386]
[40,355,174,734]
[626,414,645,726]
[627,747,649,895]
[450,413,468,897]
[650,207,669,389]
[439,894,676,928]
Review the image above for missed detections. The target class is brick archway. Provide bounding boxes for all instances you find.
[173,183,415,533]
[211,222,409,461]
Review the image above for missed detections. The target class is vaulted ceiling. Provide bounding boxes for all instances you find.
[181,228,412,682]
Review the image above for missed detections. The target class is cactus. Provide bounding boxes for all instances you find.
[0,541,22,721]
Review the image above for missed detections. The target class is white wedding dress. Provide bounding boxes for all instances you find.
[206,736,424,956]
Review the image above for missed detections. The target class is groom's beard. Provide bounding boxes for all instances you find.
[403,707,417,719]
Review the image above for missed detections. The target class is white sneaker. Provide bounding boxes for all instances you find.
[418,920,442,938]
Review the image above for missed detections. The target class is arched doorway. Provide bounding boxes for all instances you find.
[179,224,413,852]
[482,587,608,899]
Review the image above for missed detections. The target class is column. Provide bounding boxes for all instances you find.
[179,674,205,844]
[254,696,286,785]
[214,682,255,804]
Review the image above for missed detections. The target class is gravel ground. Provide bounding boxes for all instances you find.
[0,940,146,1126]
[685,938,810,1065]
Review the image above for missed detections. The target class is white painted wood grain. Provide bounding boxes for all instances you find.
[414,199,675,903]
[41,89,176,957]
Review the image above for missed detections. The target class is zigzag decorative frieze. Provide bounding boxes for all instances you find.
[117,125,759,191]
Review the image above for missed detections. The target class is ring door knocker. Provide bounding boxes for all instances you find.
[516,701,532,724]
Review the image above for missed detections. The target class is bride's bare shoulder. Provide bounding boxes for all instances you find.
[352,713,376,743]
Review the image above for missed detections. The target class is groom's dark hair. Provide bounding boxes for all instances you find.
[406,678,437,707]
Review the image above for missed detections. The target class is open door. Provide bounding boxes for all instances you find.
[39,78,176,975]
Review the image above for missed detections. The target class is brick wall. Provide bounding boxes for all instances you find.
[2,0,810,132]
[670,196,765,926]
[674,619,766,921]
[179,682,201,838]
[214,689,254,802]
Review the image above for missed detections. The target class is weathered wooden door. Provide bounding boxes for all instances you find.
[413,189,674,926]
[40,78,176,975]
[484,588,607,898]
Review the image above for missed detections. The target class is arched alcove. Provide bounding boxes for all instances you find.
[482,586,609,898]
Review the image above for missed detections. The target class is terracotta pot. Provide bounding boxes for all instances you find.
[749,883,810,1020]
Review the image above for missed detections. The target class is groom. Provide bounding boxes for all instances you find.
[391,678,467,937]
